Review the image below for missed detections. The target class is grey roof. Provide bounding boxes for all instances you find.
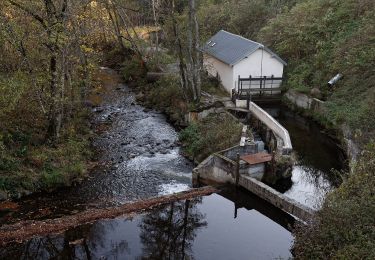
[202,30,287,66]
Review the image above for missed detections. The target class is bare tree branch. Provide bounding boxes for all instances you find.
[7,0,47,29]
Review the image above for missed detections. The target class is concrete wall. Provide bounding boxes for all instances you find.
[193,144,266,185]
[204,55,234,93]
[235,102,292,154]
[220,144,258,161]
[284,89,325,114]
[250,102,292,154]
[192,155,236,185]
[341,125,360,165]
[239,176,314,222]
[193,154,314,222]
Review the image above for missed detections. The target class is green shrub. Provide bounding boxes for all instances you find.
[201,74,228,97]
[259,0,375,145]
[146,75,187,123]
[0,122,92,197]
[41,169,66,189]
[179,113,242,162]
[293,142,375,259]
[0,72,28,117]
[179,123,202,157]
[122,56,147,82]
[146,51,175,72]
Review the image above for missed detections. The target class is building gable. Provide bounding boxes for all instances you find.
[202,30,287,66]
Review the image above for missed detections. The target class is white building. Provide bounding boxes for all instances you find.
[203,30,287,96]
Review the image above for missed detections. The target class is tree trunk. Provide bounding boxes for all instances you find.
[152,0,160,66]
[180,199,190,260]
[170,0,189,101]
[105,2,127,52]
[46,53,59,142]
[188,0,201,103]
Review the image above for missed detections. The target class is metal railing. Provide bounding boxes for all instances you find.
[235,75,283,99]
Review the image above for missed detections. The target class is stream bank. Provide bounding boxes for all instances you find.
[0,68,194,224]
[284,89,360,164]
[0,67,349,259]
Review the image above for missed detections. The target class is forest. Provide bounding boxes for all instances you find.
[0,0,374,258]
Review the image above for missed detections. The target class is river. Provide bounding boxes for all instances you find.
[0,189,294,259]
[0,68,194,224]
[260,104,346,209]
[0,68,345,259]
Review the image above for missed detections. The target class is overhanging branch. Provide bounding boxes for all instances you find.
[7,0,47,30]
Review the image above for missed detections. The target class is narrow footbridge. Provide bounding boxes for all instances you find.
[232,76,283,103]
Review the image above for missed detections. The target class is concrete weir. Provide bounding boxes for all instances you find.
[193,97,314,221]
[193,154,314,222]
[194,100,314,222]
[239,176,314,222]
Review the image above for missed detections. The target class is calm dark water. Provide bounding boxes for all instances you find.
[0,189,294,260]
[261,104,346,208]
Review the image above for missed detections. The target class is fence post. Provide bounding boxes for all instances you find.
[249,75,252,94]
[246,92,250,110]
[263,76,267,96]
[235,153,240,188]
[238,75,240,94]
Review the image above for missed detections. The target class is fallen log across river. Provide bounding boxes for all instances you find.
[0,186,218,246]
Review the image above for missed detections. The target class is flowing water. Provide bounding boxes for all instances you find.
[0,69,345,259]
[261,104,346,209]
[0,68,194,224]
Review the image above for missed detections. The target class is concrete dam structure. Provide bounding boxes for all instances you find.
[193,144,314,222]
[193,101,314,222]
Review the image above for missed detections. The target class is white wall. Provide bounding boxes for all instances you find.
[233,49,284,92]
[203,49,284,95]
[204,55,234,94]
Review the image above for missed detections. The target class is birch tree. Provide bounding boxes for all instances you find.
[169,0,202,103]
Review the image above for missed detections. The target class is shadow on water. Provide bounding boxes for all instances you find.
[260,102,347,208]
[0,188,294,260]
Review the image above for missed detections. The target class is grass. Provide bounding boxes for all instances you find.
[201,74,229,97]
[293,142,375,259]
[0,120,93,198]
[179,113,242,162]
[259,0,375,147]
[0,74,94,198]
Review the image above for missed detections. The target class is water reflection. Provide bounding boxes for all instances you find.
[0,190,294,260]
[261,103,346,208]
[139,199,206,259]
